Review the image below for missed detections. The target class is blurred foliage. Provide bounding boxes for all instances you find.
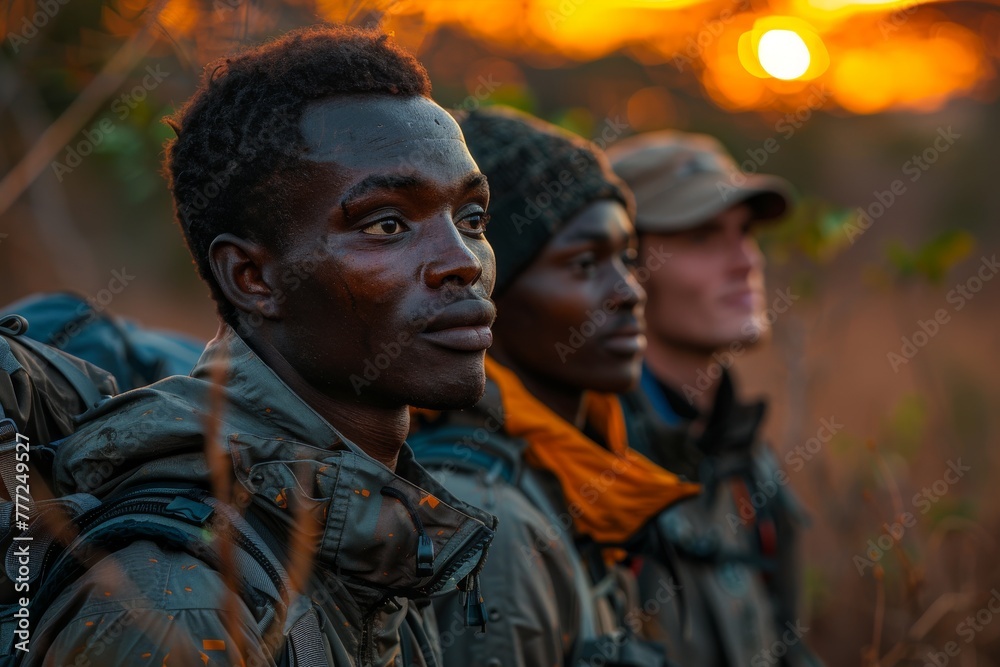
[925,497,977,528]
[883,229,976,284]
[880,393,927,463]
[758,196,855,265]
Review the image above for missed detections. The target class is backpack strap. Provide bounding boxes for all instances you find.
[0,419,21,505]
[0,314,109,504]
[8,336,106,414]
[0,319,28,502]
[18,487,325,666]
[407,426,519,484]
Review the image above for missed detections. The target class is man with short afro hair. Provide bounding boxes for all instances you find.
[28,24,499,667]
[164,25,433,327]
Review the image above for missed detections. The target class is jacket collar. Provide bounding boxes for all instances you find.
[642,364,766,456]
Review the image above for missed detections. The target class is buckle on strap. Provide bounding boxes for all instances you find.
[0,418,24,501]
[0,418,18,449]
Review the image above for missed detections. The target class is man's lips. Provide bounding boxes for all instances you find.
[601,317,646,356]
[420,299,496,352]
[720,287,758,309]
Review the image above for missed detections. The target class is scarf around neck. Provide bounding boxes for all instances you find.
[485,356,700,544]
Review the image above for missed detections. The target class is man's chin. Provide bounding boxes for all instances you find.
[735,319,771,346]
[407,371,487,411]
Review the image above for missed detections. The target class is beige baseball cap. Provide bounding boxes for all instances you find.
[607,130,795,233]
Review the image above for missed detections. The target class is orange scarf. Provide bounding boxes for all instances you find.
[485,356,700,544]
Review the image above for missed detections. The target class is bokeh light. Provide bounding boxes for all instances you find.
[757,29,811,79]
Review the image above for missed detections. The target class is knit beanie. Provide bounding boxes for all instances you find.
[457,107,634,297]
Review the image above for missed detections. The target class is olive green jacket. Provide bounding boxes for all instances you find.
[26,326,496,667]
[411,381,670,667]
[621,368,820,667]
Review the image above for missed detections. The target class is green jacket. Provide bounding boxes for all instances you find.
[621,368,820,667]
[26,326,496,667]
[411,381,668,667]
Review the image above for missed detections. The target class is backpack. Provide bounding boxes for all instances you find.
[1,292,204,392]
[0,296,325,666]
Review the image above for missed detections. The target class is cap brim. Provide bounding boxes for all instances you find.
[632,172,794,233]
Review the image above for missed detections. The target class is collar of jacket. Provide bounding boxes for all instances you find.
[55,324,496,600]
[623,367,768,485]
[642,365,767,457]
[411,379,528,483]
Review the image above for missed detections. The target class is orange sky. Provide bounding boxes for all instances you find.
[367,0,996,114]
[3,0,994,115]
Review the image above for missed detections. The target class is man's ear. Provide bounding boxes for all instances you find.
[209,233,282,321]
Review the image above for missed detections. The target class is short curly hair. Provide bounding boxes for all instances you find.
[164,25,432,326]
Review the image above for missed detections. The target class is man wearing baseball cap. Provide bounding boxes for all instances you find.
[608,131,821,666]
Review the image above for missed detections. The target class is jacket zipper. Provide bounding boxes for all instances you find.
[358,608,380,667]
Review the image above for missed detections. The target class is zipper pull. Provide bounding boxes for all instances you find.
[416,533,435,577]
[464,573,487,632]
[380,486,436,578]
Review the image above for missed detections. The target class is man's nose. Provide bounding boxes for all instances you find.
[730,235,764,274]
[422,218,484,288]
[609,260,647,312]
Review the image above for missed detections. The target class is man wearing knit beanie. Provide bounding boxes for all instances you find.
[609,130,822,667]
[410,108,698,667]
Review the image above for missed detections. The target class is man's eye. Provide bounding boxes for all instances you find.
[362,219,407,236]
[622,248,639,268]
[457,212,490,234]
[571,254,599,277]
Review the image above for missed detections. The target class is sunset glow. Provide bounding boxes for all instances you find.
[757,30,812,80]
[1,0,990,116]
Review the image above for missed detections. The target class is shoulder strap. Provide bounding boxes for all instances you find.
[408,426,519,484]
[16,488,325,667]
[10,335,106,413]
[0,320,27,501]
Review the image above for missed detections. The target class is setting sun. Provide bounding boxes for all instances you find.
[757,29,812,80]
